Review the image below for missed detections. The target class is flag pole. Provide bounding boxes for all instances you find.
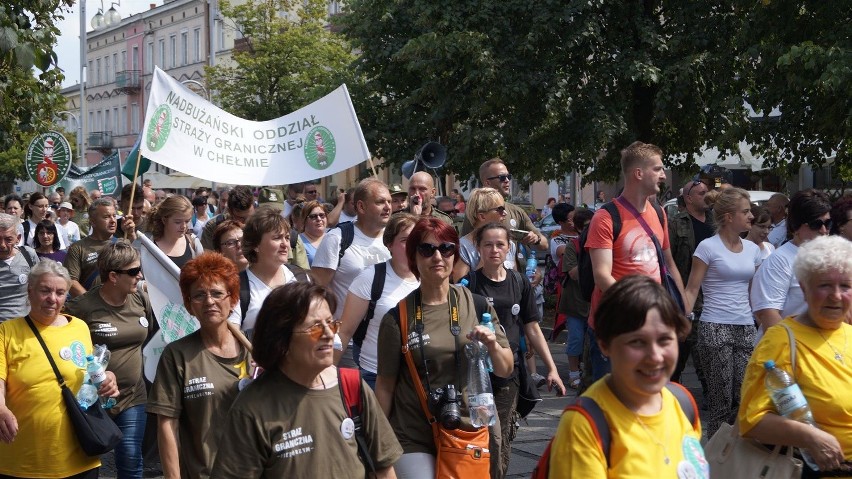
[367,156,378,179]
[126,146,144,239]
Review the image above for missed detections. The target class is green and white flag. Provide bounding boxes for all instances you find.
[140,67,370,185]
[58,151,123,197]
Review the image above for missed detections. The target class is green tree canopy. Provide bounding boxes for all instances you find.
[0,1,72,155]
[341,0,849,183]
[206,0,355,121]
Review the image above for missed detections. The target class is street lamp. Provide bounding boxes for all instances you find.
[181,79,210,100]
[90,1,120,31]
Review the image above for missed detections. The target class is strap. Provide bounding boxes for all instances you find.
[337,367,376,473]
[337,221,355,265]
[352,262,386,347]
[780,323,797,380]
[600,202,623,242]
[615,196,668,279]
[18,246,36,268]
[23,316,67,387]
[397,298,437,427]
[22,221,30,246]
[284,263,311,283]
[665,382,700,431]
[566,397,612,468]
[239,270,250,320]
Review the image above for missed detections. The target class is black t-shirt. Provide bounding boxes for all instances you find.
[469,268,539,356]
[690,214,714,246]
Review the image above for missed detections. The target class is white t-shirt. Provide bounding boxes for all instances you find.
[459,236,516,271]
[750,241,806,319]
[239,266,296,335]
[767,219,788,248]
[348,262,419,373]
[311,224,390,319]
[191,217,208,238]
[756,241,775,267]
[693,235,761,325]
[338,212,358,224]
[57,220,81,246]
[21,218,67,250]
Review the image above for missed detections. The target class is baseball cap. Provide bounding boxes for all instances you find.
[58,201,73,211]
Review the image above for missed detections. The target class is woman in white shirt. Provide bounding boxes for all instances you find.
[683,187,762,438]
[744,205,775,266]
[335,213,420,388]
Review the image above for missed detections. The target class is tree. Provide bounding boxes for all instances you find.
[341,0,847,184]
[0,1,73,153]
[206,0,355,121]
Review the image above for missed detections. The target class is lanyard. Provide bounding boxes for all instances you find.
[413,288,461,395]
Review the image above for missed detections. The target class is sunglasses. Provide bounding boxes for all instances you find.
[483,205,506,215]
[416,242,457,258]
[807,218,832,231]
[684,179,703,196]
[307,213,327,220]
[295,320,342,340]
[486,174,513,183]
[114,266,142,276]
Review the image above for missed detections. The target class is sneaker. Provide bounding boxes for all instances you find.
[568,370,582,390]
[531,372,547,388]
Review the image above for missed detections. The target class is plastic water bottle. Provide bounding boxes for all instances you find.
[764,360,819,470]
[480,313,495,372]
[525,250,537,282]
[75,373,99,410]
[457,278,469,288]
[464,340,497,428]
[86,355,116,409]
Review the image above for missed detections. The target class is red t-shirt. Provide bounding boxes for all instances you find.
[585,199,670,327]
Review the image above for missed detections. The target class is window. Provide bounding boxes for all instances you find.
[131,103,139,133]
[158,39,165,68]
[104,110,110,133]
[113,53,118,76]
[96,111,102,132]
[121,50,127,71]
[87,60,93,83]
[121,106,127,135]
[181,31,188,65]
[329,1,342,15]
[145,42,153,72]
[104,55,111,83]
[170,35,176,67]
[95,58,101,85]
[193,28,201,62]
[113,107,119,134]
[217,19,225,50]
[88,112,94,136]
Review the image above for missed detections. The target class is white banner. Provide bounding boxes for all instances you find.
[140,67,371,185]
[139,234,199,382]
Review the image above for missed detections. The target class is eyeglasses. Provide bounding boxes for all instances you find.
[295,320,342,340]
[221,238,242,248]
[307,213,327,220]
[114,266,142,276]
[486,174,513,183]
[482,205,506,215]
[807,218,832,231]
[190,290,229,303]
[416,242,457,258]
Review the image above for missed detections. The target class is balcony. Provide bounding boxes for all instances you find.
[115,70,141,93]
[88,131,113,151]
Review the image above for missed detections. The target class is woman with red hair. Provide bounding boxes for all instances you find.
[375,217,514,478]
[147,252,250,479]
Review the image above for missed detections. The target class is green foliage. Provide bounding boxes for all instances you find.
[0,144,26,183]
[206,0,355,121]
[341,0,849,184]
[0,1,72,152]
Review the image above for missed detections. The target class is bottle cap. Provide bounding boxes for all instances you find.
[86,354,94,361]
[763,360,775,370]
[481,313,491,322]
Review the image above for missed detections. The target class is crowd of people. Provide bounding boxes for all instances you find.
[0,142,849,478]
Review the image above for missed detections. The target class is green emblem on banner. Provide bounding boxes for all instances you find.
[98,177,119,195]
[146,104,173,152]
[304,126,336,170]
[26,131,72,187]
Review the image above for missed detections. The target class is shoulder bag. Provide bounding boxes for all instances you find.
[397,291,491,478]
[24,316,123,456]
[703,324,803,478]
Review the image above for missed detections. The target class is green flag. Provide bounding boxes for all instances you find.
[121,136,151,180]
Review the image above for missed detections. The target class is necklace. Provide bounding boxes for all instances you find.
[817,327,848,364]
[633,411,670,465]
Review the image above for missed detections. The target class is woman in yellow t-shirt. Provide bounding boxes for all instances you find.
[549,275,706,478]
[739,235,852,476]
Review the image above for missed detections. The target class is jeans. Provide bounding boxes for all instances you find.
[564,316,588,357]
[587,328,610,381]
[111,404,147,479]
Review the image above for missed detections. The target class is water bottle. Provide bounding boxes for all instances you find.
[480,313,495,372]
[75,373,99,409]
[86,355,116,409]
[457,278,469,288]
[764,360,819,470]
[525,250,537,282]
[464,340,497,428]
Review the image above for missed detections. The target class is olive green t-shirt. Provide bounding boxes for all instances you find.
[65,286,154,416]
[64,236,115,290]
[376,285,510,455]
[211,368,402,477]
[147,331,249,479]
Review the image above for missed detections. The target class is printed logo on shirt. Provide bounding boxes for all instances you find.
[92,322,118,337]
[274,427,314,459]
[85,252,99,264]
[184,376,215,400]
[406,330,430,350]
[69,340,87,368]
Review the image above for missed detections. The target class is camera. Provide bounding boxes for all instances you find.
[428,385,462,430]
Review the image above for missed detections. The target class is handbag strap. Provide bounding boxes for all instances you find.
[615,196,668,279]
[780,323,797,380]
[398,298,440,434]
[23,316,68,388]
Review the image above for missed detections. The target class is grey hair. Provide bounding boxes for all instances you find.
[794,235,852,290]
[28,259,72,290]
[88,197,115,216]
[0,213,17,232]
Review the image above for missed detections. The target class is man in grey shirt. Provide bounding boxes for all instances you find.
[0,213,39,321]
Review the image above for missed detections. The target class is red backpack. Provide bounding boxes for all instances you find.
[531,382,698,478]
[338,367,376,477]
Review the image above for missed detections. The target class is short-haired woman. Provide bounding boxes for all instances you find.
[211,282,403,477]
[453,187,516,281]
[33,220,66,263]
[743,204,775,266]
[548,275,702,477]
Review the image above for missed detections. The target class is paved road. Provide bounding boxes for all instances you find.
[100,331,705,478]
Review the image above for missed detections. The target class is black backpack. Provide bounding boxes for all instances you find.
[238,264,311,320]
[336,221,355,266]
[351,262,387,348]
[577,201,664,301]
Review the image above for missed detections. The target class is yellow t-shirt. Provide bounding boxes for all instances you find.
[739,317,852,461]
[0,316,100,477]
[549,378,706,479]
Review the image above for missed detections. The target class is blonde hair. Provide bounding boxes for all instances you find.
[465,187,504,227]
[706,187,750,233]
[147,195,192,240]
